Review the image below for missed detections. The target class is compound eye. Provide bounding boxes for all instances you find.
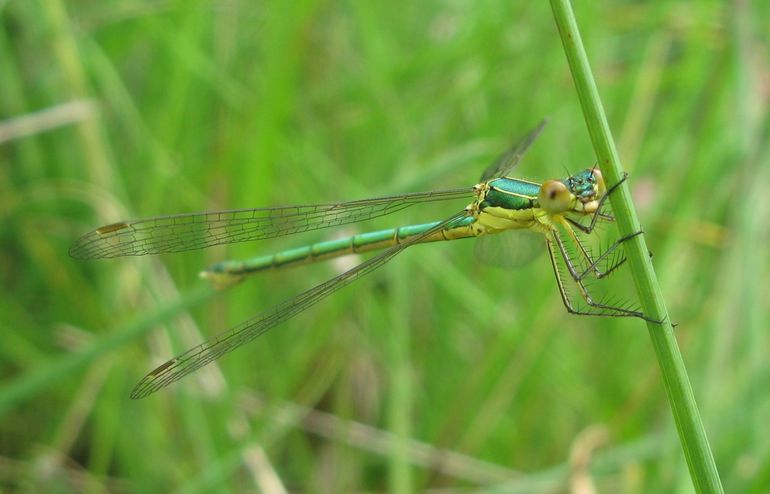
[538,180,572,213]
[590,168,606,196]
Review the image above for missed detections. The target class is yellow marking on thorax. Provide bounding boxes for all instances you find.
[468,183,538,235]
[530,209,562,236]
[489,188,537,200]
[476,207,536,232]
[500,176,540,186]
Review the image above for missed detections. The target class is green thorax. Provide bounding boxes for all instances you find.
[480,177,540,211]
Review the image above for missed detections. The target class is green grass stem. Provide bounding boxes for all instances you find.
[549,1,723,492]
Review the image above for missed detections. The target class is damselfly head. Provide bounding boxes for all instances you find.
[565,168,605,204]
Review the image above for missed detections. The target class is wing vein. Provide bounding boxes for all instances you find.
[70,188,472,260]
[130,209,471,399]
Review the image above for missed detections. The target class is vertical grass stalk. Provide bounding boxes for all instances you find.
[548,1,723,492]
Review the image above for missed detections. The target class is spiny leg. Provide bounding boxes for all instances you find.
[563,230,665,324]
[560,222,628,279]
[548,232,647,319]
[546,237,631,317]
[546,237,581,315]
[567,172,628,235]
[560,214,641,280]
[575,231,643,281]
[565,221,654,282]
[566,212,614,234]
[562,172,635,278]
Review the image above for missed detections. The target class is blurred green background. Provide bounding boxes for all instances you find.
[1,0,768,492]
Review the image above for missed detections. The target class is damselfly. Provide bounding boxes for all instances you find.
[71,120,647,399]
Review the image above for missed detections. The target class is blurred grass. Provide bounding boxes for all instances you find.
[1,0,769,492]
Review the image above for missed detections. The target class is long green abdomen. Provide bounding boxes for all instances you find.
[201,216,477,286]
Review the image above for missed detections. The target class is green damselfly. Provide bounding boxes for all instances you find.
[71,120,646,399]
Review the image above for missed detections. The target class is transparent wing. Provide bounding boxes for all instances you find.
[130,209,471,399]
[473,230,544,269]
[70,188,472,260]
[479,119,548,182]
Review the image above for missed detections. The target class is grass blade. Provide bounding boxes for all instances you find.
[548,1,724,492]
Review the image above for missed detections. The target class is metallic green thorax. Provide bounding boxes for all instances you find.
[479,177,539,211]
[468,176,546,236]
